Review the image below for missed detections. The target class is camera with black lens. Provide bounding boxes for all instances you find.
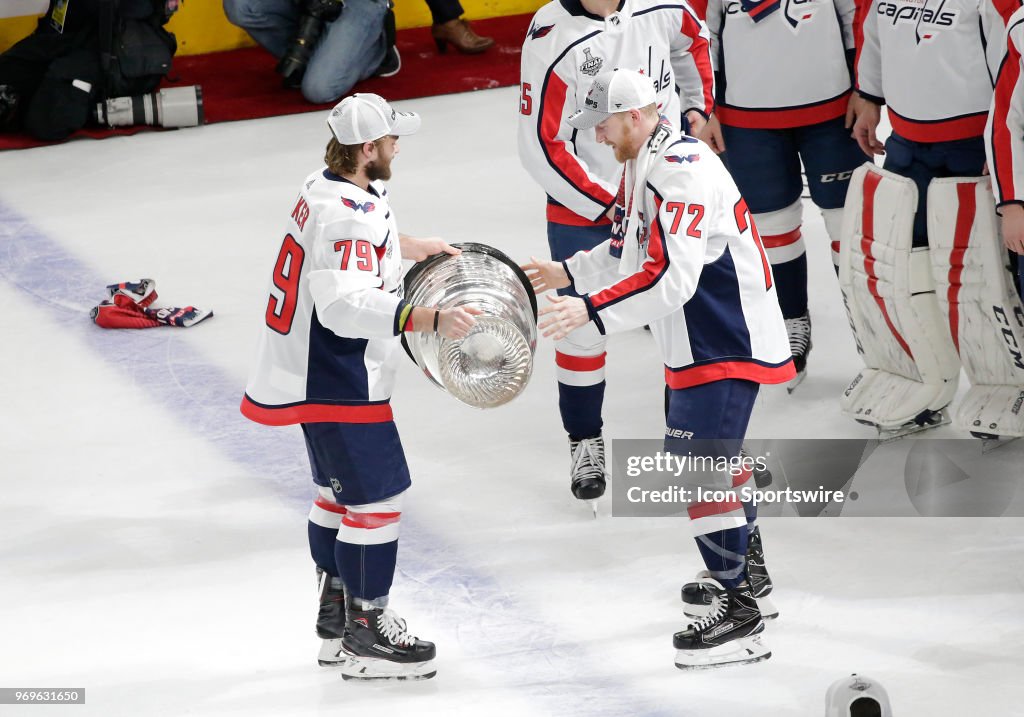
[276,0,346,84]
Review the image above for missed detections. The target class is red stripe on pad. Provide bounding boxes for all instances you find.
[861,171,913,359]
[555,351,607,371]
[342,512,402,529]
[946,183,977,353]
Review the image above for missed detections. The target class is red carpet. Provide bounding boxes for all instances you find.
[0,13,530,151]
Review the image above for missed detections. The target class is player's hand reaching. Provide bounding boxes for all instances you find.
[537,295,589,339]
[699,114,725,154]
[437,305,482,339]
[851,97,885,156]
[1001,205,1024,254]
[685,110,707,140]
[400,235,461,262]
[521,255,571,294]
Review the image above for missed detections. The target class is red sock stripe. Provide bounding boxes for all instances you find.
[688,498,743,520]
[314,497,347,515]
[830,241,841,255]
[861,171,913,359]
[341,512,402,529]
[555,351,607,371]
[761,228,802,249]
[946,183,976,354]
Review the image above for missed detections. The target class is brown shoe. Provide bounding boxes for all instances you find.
[431,18,495,55]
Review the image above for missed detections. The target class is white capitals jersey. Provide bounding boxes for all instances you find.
[241,169,408,426]
[563,121,795,388]
[987,5,1024,206]
[518,0,714,225]
[856,0,1020,142]
[705,0,856,128]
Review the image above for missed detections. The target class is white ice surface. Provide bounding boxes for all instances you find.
[0,87,1021,716]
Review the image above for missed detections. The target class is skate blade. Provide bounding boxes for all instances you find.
[876,412,951,442]
[786,369,807,393]
[674,636,771,671]
[339,656,437,681]
[317,638,346,667]
[755,594,779,620]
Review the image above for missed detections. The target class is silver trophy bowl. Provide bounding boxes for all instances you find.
[402,242,537,409]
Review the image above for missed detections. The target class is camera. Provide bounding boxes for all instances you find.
[95,85,203,128]
[277,0,346,84]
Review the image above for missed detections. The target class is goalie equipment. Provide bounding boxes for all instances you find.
[927,178,1024,439]
[838,164,960,439]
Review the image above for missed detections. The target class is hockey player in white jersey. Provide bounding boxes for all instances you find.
[524,70,794,669]
[241,93,480,680]
[843,0,1021,438]
[517,0,714,505]
[702,0,870,389]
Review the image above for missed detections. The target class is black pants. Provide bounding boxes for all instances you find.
[0,28,101,140]
[424,0,464,25]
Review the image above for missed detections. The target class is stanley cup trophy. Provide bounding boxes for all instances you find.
[402,243,537,408]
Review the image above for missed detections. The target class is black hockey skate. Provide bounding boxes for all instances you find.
[569,435,607,510]
[673,585,770,670]
[785,312,812,392]
[338,599,436,681]
[681,526,778,620]
[315,567,348,666]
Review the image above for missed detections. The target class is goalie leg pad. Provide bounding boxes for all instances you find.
[927,177,1024,438]
[838,164,960,431]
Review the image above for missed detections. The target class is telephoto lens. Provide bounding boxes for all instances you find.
[95,85,204,128]
[276,0,345,83]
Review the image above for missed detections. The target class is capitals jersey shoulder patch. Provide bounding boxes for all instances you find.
[528,21,555,40]
[342,197,376,213]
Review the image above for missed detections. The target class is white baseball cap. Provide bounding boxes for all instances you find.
[567,69,658,130]
[825,674,892,717]
[327,93,421,144]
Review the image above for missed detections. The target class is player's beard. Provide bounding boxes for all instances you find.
[366,155,393,181]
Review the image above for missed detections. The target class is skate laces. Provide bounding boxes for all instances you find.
[377,609,417,647]
[570,437,605,482]
[691,592,728,632]
[784,314,811,355]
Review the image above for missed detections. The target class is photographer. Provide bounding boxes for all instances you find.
[0,0,180,140]
[223,0,399,104]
